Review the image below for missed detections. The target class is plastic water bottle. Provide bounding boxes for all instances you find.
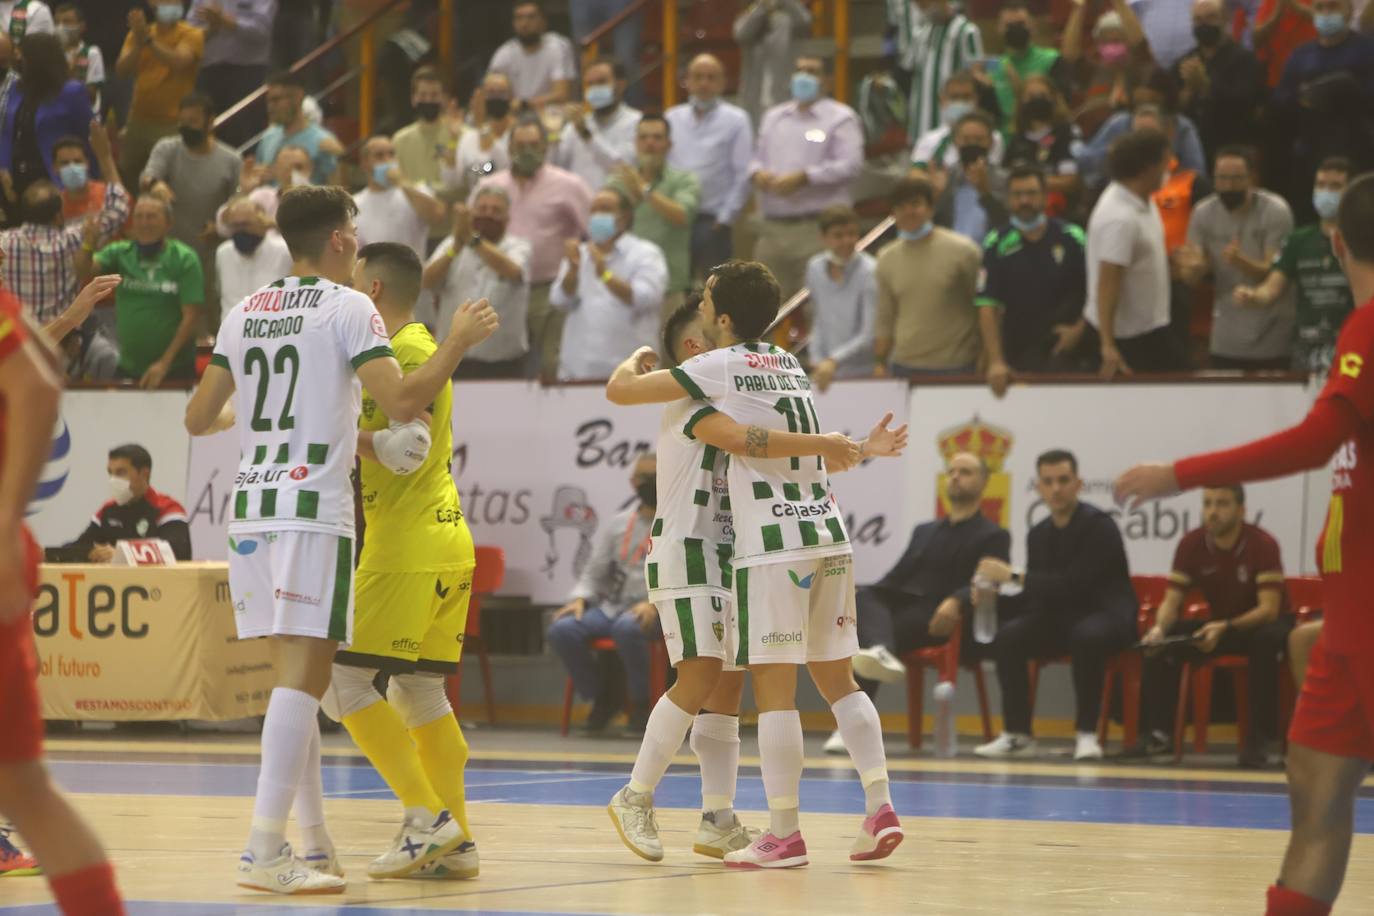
[933,681,957,758]
[972,575,998,645]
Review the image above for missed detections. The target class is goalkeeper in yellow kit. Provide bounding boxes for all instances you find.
[320,242,488,881]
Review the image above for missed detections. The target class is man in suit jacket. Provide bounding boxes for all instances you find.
[973,448,1138,762]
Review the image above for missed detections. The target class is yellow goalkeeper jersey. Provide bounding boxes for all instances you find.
[358,322,472,572]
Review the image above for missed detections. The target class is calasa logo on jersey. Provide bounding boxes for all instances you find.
[936,416,1014,527]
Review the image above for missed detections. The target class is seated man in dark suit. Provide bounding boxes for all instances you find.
[823,451,1010,754]
[974,449,1138,762]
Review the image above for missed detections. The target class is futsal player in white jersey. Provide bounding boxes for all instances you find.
[605,262,907,868]
[185,186,498,895]
[606,298,866,862]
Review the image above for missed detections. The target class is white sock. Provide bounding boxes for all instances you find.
[628,695,696,794]
[249,687,321,860]
[757,709,803,838]
[292,719,333,851]
[690,712,740,820]
[832,690,891,815]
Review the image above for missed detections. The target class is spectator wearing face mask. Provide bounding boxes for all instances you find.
[90,193,204,388]
[933,111,1009,245]
[140,92,241,314]
[214,194,291,318]
[1174,0,1268,163]
[393,65,459,192]
[422,188,532,379]
[471,117,592,379]
[1004,75,1084,218]
[55,444,191,563]
[353,133,445,261]
[554,59,641,192]
[215,142,309,234]
[1234,156,1355,375]
[1061,0,1156,140]
[551,186,667,381]
[51,126,119,225]
[445,71,515,198]
[115,3,204,189]
[187,0,275,148]
[909,71,1007,175]
[54,3,103,116]
[1274,0,1374,208]
[0,123,126,326]
[733,0,812,127]
[487,1,575,109]
[804,205,877,392]
[989,0,1071,133]
[1176,145,1295,370]
[750,54,864,301]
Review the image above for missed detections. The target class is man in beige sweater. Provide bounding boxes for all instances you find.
[874,176,984,377]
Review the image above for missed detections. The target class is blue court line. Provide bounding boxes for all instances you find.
[45,759,1374,834]
[0,905,604,916]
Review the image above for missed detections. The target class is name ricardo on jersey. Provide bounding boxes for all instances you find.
[243,315,304,339]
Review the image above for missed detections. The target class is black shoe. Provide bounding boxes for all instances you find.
[1238,744,1272,769]
[582,697,618,735]
[1120,733,1171,759]
[623,703,650,737]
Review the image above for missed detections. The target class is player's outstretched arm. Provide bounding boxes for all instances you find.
[858,411,908,460]
[184,364,237,436]
[360,299,498,423]
[606,347,693,405]
[1114,396,1361,508]
[693,412,861,469]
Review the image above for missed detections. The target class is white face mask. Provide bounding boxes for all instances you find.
[290,169,312,187]
[109,475,134,505]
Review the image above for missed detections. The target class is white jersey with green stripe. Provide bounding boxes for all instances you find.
[211,275,395,538]
[644,399,734,601]
[670,342,851,569]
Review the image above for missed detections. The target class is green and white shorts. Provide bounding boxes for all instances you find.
[227,530,354,645]
[653,591,741,671]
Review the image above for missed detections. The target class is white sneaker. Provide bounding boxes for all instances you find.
[301,847,344,878]
[607,786,663,862]
[974,733,1037,759]
[822,729,847,755]
[1074,732,1104,761]
[692,812,761,859]
[851,646,907,685]
[237,843,345,895]
[367,810,466,879]
[410,839,479,880]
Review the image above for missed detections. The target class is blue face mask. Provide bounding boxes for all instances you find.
[1313,188,1343,220]
[941,100,974,127]
[58,162,88,191]
[588,212,618,244]
[372,162,392,188]
[898,222,933,242]
[585,83,615,111]
[1314,12,1347,37]
[156,3,182,24]
[791,72,821,104]
[1010,212,1047,233]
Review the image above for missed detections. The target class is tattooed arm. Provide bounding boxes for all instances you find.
[693,413,860,469]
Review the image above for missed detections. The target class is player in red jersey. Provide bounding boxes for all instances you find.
[0,283,126,915]
[1116,172,1374,916]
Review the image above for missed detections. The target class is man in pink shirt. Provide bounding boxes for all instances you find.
[473,117,593,379]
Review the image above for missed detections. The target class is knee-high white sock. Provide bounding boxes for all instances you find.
[690,713,740,822]
[757,709,804,838]
[292,718,333,851]
[628,695,696,795]
[832,690,891,815]
[249,687,321,859]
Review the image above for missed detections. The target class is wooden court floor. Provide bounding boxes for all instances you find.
[2,732,1374,915]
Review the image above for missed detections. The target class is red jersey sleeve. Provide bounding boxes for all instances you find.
[1316,303,1374,420]
[1169,529,1203,590]
[0,290,28,364]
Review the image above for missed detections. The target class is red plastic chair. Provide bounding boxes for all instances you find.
[901,622,994,750]
[1171,576,1313,762]
[1028,575,1165,750]
[1278,576,1324,745]
[445,545,503,726]
[560,636,669,736]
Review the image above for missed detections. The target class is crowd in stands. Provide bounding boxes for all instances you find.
[1,0,1369,389]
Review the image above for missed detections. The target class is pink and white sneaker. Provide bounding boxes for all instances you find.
[849,804,903,861]
[723,831,808,869]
